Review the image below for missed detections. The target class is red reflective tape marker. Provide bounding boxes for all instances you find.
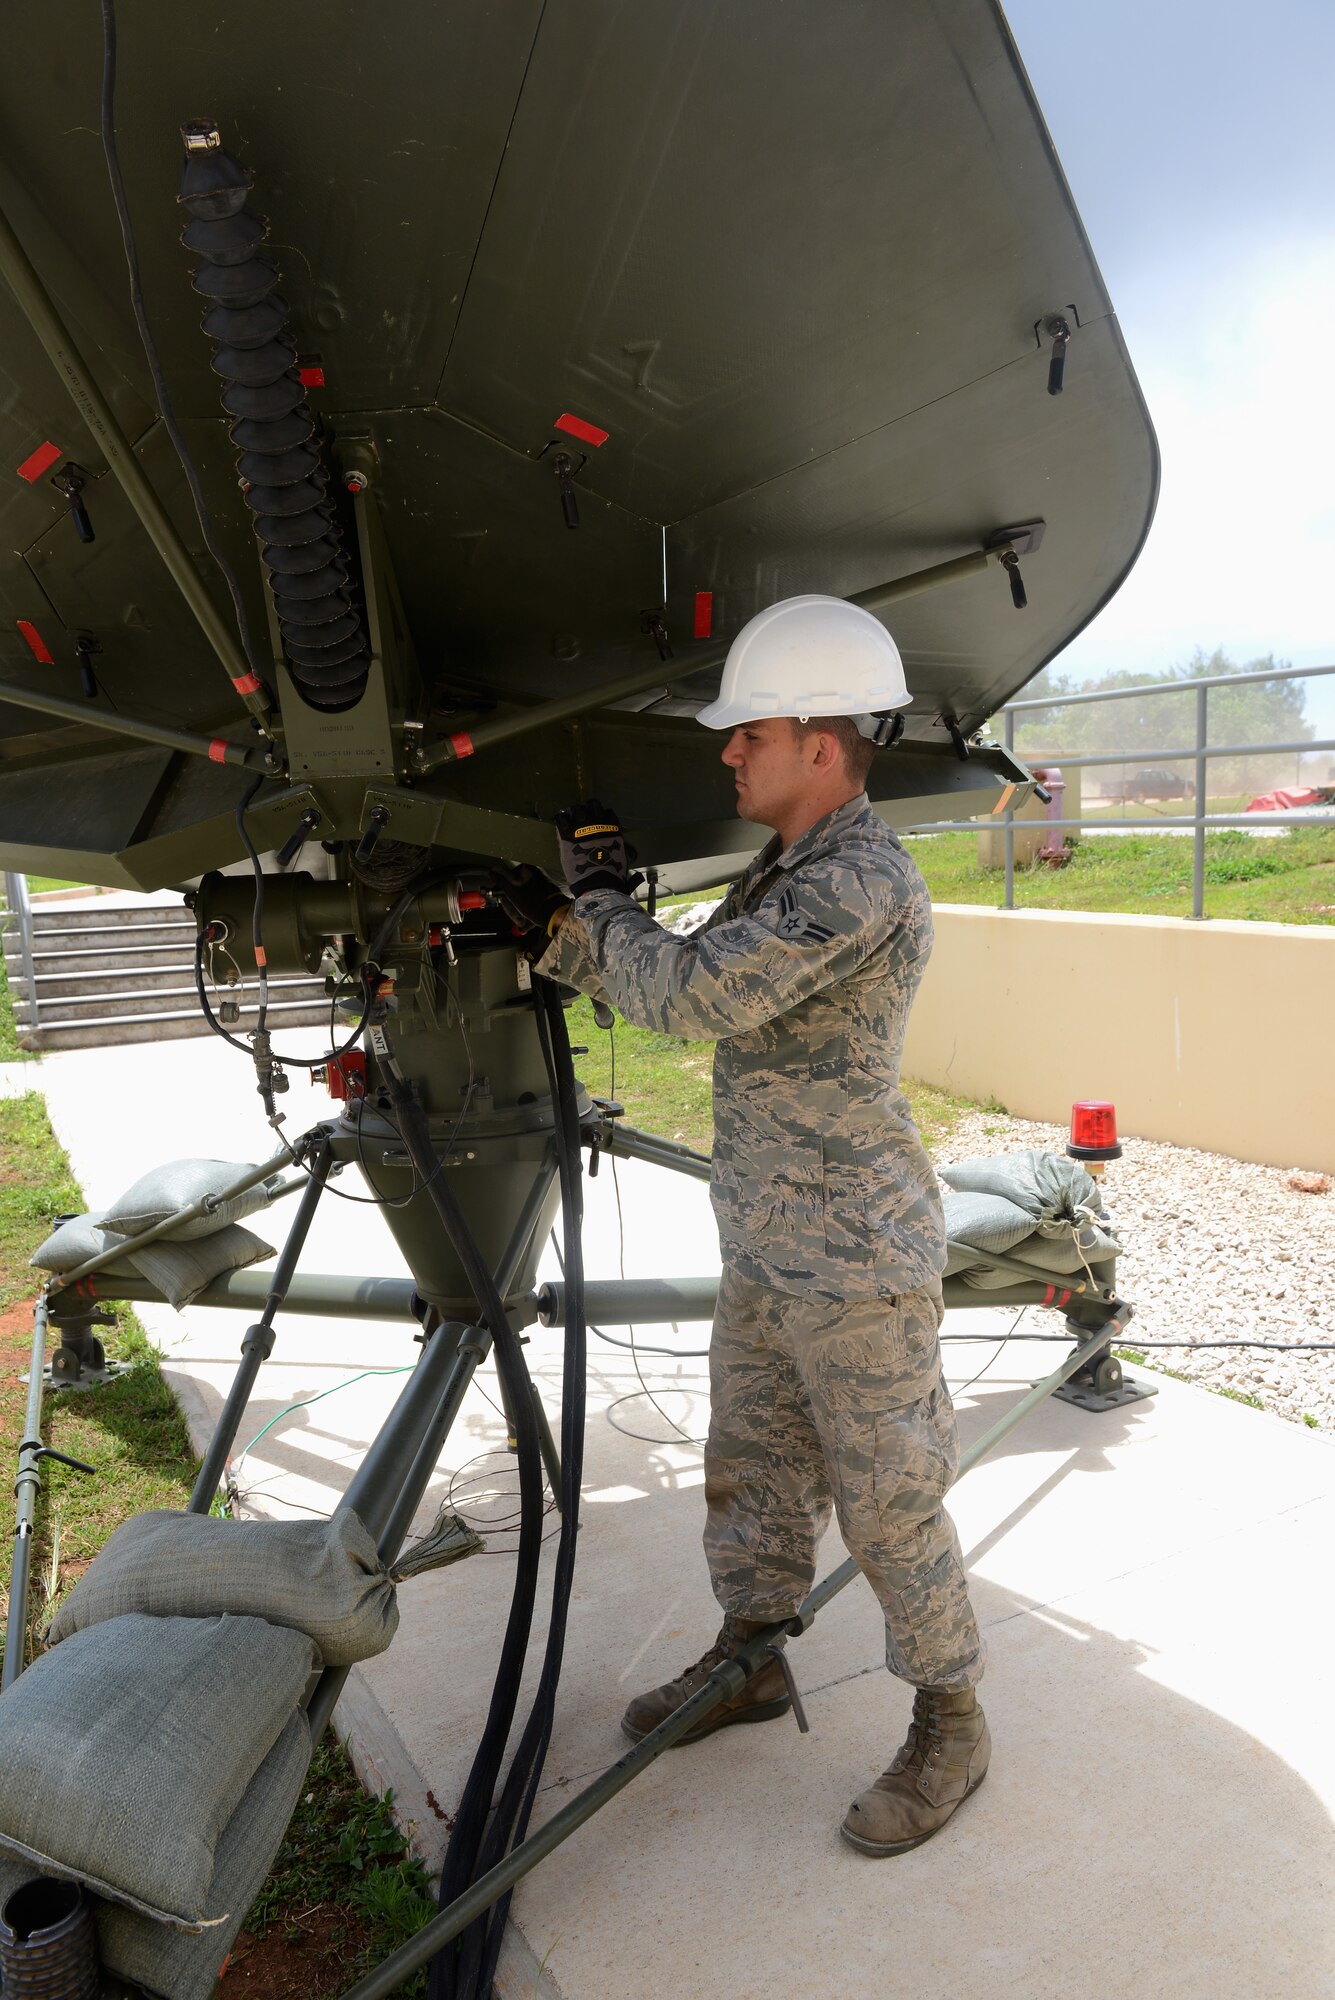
[450,731,475,760]
[16,441,62,483]
[208,738,230,764]
[231,672,262,695]
[298,364,325,388]
[1042,1284,1056,1305]
[16,620,54,664]
[554,412,609,448]
[254,945,268,968]
[693,591,714,640]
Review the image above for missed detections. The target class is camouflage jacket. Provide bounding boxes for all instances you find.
[538,793,946,1297]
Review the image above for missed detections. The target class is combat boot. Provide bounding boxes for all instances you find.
[620,1615,791,1745]
[841,1685,990,1856]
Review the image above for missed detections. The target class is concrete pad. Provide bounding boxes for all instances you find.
[11,1036,1335,2000]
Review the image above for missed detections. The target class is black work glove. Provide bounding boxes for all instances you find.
[494,865,570,950]
[554,797,634,897]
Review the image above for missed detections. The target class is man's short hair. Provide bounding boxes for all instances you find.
[791,714,878,785]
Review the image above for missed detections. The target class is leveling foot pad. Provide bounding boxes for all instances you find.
[41,1358,136,1392]
[1042,1350,1159,1414]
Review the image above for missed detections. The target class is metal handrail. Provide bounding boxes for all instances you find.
[1010,735,1335,771]
[939,666,1335,919]
[1003,658,1335,712]
[2,871,39,1033]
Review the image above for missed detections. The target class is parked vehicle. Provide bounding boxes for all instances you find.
[1107,766,1195,803]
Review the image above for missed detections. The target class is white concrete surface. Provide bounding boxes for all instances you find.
[6,1038,1334,2000]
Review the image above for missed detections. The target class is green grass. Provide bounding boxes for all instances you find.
[566,995,977,1156]
[241,1734,433,1994]
[0,1092,434,1995]
[26,877,87,895]
[1115,1346,1266,1413]
[0,1094,197,1656]
[0,1092,84,1307]
[0,943,34,1062]
[908,823,1335,923]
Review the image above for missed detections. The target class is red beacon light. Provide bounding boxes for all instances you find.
[1067,1100,1121,1168]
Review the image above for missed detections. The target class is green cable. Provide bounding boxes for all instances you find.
[231,1367,415,1482]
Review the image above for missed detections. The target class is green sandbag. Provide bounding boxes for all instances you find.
[49,1509,398,1667]
[0,1613,316,1928]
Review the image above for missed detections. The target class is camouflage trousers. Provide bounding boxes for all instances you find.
[703,1268,983,1690]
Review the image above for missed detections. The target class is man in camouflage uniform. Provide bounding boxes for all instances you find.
[523,596,989,1855]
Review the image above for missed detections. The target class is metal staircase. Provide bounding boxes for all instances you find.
[2,877,329,1051]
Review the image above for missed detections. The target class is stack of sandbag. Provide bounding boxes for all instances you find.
[940,1148,1121,1289]
[0,1510,399,1999]
[29,1157,283,1307]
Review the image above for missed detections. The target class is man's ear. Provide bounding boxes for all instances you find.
[811,728,841,771]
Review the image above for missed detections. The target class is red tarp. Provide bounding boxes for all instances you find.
[1245,787,1319,813]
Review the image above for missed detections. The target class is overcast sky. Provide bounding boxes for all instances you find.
[1002,0,1335,737]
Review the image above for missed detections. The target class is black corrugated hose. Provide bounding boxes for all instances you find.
[435,976,588,2000]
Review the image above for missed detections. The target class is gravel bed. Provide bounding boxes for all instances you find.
[933,1108,1335,1434]
[665,897,1333,1433]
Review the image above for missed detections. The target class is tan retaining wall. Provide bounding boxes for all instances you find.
[903,906,1334,1172]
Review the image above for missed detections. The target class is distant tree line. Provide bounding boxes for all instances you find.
[1009,649,1314,795]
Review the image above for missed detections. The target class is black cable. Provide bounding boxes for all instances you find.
[441,979,589,2000]
[381,1062,546,2000]
[234,775,270,1036]
[99,0,267,684]
[191,860,453,1072]
[937,1333,1335,1351]
[604,1384,709,1447]
[592,1323,710,1359]
[949,1308,1028,1397]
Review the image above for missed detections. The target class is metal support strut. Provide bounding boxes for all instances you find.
[304,1145,562,1741]
[188,1138,333,1513]
[3,1292,51,1691]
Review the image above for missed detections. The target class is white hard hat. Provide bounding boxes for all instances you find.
[695,594,911,736]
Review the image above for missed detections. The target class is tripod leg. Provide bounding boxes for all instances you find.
[188,1139,333,1513]
[375,1149,563,1551]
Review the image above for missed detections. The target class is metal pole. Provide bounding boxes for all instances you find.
[1192,682,1208,921]
[304,1319,484,1740]
[0,680,262,768]
[0,200,271,726]
[902,810,1335,834]
[370,1328,493,1565]
[309,1152,564,1738]
[365,1150,561,1559]
[538,1276,720,1326]
[414,550,997,773]
[1003,709,1016,910]
[187,1143,333,1513]
[1003,658,1335,712]
[77,1266,426,1321]
[603,1123,711,1182]
[3,1292,50,1691]
[337,1322,1118,2000]
[4,872,40,1036]
[334,1321,478,1546]
[981,734,1335,771]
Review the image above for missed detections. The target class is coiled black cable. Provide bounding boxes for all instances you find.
[174,124,372,710]
[98,0,268,689]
